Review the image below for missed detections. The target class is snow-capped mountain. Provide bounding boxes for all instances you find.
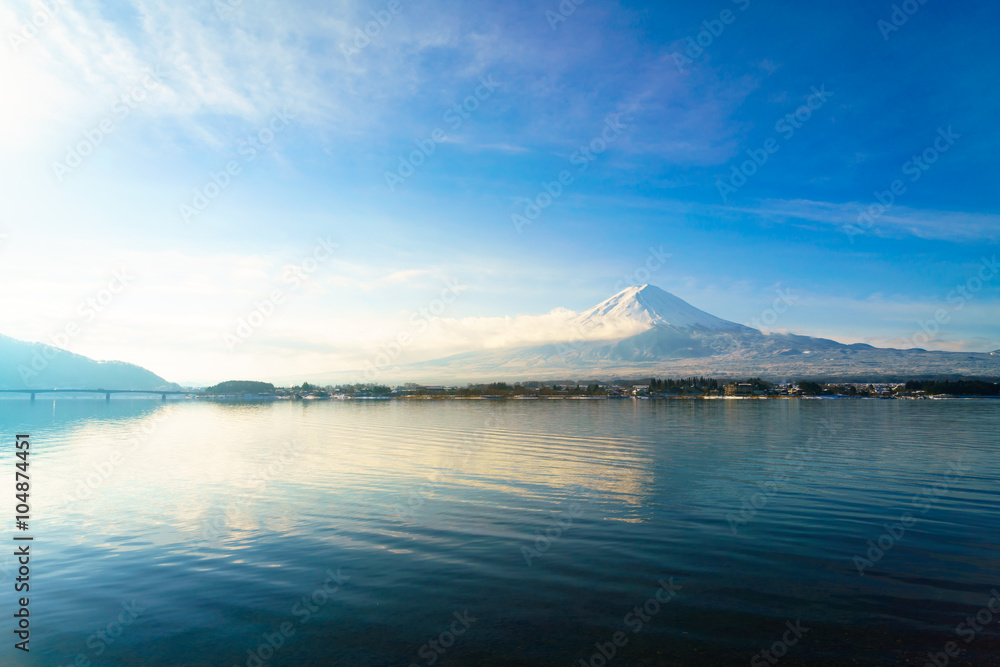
[297,285,1000,384]
[572,284,752,333]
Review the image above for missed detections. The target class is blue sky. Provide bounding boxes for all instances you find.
[0,0,997,383]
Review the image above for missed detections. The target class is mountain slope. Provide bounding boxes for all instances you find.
[0,334,179,390]
[573,284,752,333]
[379,328,996,382]
[299,284,999,383]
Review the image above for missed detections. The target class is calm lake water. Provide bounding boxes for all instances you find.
[2,398,999,666]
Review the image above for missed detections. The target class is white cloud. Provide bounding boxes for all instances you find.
[0,0,449,155]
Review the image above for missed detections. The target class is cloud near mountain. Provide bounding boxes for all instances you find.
[422,306,651,351]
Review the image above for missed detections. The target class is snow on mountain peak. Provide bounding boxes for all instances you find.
[573,284,751,332]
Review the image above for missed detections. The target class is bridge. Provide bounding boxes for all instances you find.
[0,389,193,401]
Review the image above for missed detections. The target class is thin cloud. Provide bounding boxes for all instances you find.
[740,198,1000,242]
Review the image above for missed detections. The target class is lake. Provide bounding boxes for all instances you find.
[2,398,998,666]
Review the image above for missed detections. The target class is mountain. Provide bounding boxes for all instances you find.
[301,285,1000,384]
[0,334,179,390]
[573,284,752,333]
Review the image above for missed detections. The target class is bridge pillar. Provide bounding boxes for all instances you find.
[30,393,35,402]
[106,393,111,401]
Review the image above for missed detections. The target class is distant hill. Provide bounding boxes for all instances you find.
[0,333,179,390]
[201,380,275,395]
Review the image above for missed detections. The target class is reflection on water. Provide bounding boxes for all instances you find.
[1,398,998,665]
